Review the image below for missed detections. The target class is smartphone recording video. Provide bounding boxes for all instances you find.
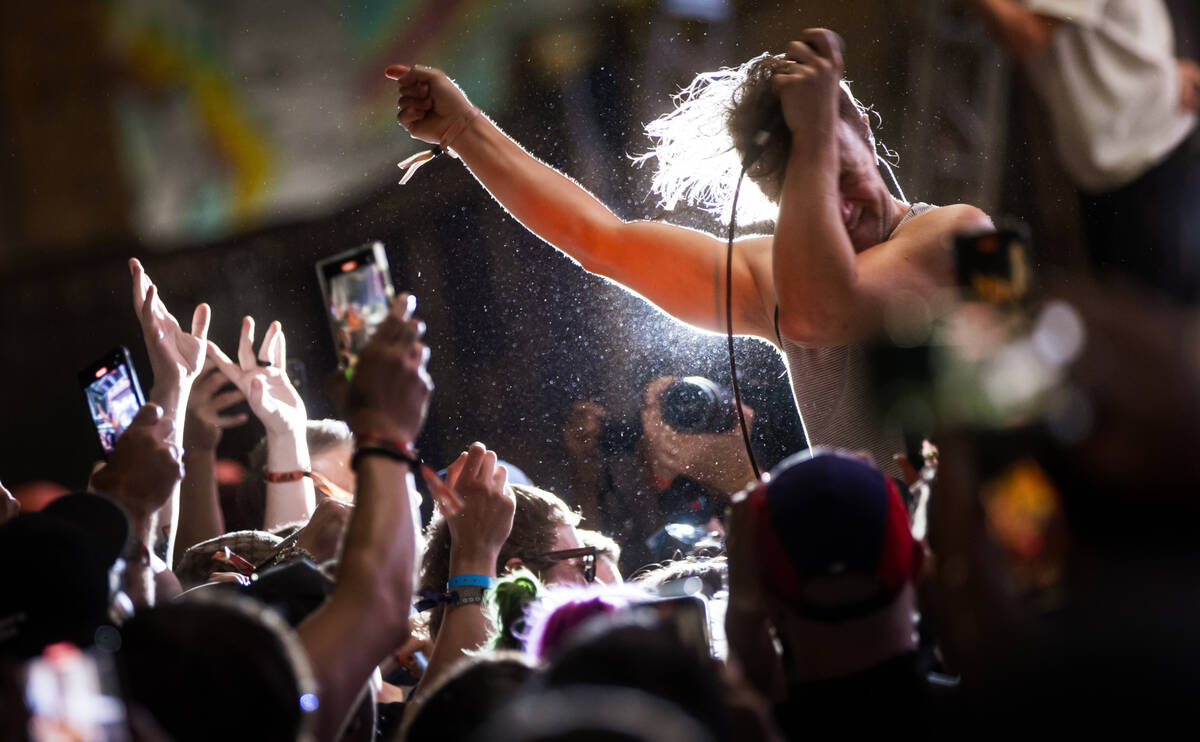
[316,241,396,370]
[954,227,1031,305]
[78,346,146,458]
[633,595,714,661]
[25,643,128,742]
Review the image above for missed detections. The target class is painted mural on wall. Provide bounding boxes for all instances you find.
[103,0,550,244]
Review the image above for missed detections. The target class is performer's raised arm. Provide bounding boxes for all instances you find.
[387,35,994,476]
[385,64,775,338]
[764,31,992,345]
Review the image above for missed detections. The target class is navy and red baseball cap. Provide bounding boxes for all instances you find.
[749,449,920,622]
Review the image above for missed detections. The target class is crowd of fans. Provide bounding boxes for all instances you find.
[4,13,1200,742]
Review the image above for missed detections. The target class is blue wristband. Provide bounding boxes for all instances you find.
[448,574,496,590]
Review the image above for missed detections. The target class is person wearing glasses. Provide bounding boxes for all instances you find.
[412,442,616,703]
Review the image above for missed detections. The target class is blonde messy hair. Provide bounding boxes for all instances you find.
[635,52,884,226]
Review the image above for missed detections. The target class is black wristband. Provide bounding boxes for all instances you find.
[352,446,420,470]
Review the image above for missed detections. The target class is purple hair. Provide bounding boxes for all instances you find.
[523,585,654,661]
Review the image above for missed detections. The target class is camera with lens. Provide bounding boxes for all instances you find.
[659,376,737,434]
[599,376,737,457]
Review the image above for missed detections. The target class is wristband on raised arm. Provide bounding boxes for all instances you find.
[352,433,420,470]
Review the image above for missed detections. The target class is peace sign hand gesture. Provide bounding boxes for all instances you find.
[207,316,307,435]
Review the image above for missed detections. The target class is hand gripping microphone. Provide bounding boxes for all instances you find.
[725,31,847,480]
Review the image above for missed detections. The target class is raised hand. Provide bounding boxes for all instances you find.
[92,404,183,520]
[724,482,785,699]
[297,293,431,741]
[130,258,209,396]
[345,293,433,445]
[184,359,248,451]
[772,30,845,143]
[208,317,313,529]
[207,317,306,435]
[421,442,514,571]
[563,401,606,465]
[385,64,475,146]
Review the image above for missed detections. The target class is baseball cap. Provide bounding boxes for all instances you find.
[750,449,918,622]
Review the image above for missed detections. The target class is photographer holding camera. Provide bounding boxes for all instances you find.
[389,28,991,482]
[565,375,755,570]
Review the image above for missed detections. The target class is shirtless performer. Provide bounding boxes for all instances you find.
[386,29,992,478]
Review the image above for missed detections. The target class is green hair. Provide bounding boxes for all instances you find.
[486,568,543,651]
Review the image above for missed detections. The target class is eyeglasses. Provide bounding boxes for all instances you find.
[533,546,597,583]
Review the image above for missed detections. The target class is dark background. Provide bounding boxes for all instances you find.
[1,0,1195,498]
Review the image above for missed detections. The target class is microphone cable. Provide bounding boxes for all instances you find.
[725,162,762,480]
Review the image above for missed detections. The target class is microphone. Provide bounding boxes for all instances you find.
[742,32,847,169]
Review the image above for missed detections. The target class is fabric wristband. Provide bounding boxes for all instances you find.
[355,434,420,464]
[352,445,420,470]
[448,573,496,590]
[263,468,312,483]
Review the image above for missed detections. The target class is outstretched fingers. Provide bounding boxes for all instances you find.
[444,450,469,490]
[258,320,280,367]
[271,322,287,369]
[129,258,149,315]
[191,303,211,344]
[420,465,463,515]
[237,316,257,371]
[206,340,240,381]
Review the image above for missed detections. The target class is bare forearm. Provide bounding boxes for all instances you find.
[453,115,625,268]
[772,141,859,343]
[412,549,496,700]
[299,599,405,742]
[121,509,158,609]
[176,447,225,566]
[300,456,419,739]
[337,459,419,590]
[973,0,1061,62]
[447,109,768,335]
[147,383,188,564]
[148,383,188,447]
[263,429,316,530]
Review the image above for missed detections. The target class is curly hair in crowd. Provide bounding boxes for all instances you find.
[420,483,581,637]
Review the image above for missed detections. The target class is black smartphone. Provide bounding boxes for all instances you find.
[633,595,713,661]
[315,241,396,370]
[78,346,146,458]
[954,227,1032,304]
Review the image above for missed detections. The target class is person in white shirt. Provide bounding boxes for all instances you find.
[974,0,1200,301]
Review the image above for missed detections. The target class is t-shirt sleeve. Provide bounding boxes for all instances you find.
[1023,0,1105,27]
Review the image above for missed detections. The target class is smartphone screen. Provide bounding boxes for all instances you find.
[78,347,146,458]
[316,242,395,370]
[954,228,1031,304]
[978,452,1067,603]
[25,643,128,742]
